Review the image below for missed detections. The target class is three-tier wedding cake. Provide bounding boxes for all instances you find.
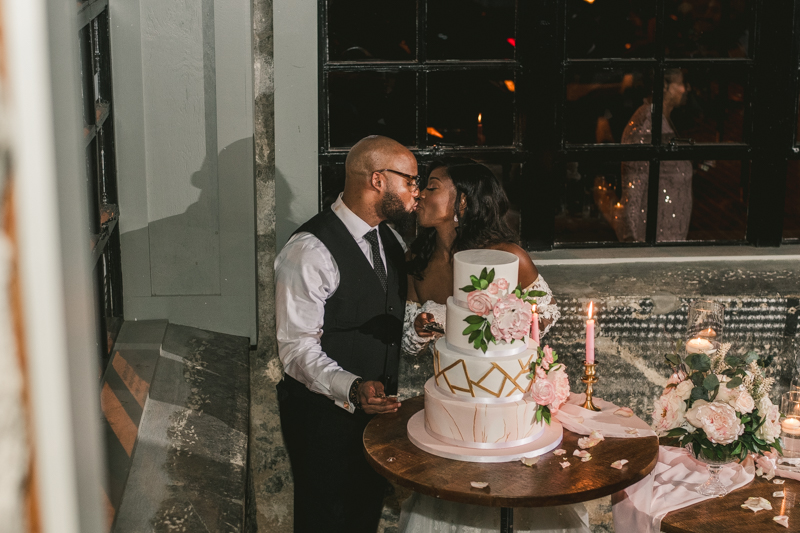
[407,249,563,462]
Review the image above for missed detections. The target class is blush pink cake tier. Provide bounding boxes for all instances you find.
[407,250,563,462]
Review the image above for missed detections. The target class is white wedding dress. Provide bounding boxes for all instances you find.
[400,274,591,533]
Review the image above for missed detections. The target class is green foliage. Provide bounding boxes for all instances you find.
[460,268,497,293]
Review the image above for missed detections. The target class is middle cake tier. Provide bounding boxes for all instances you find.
[433,337,535,401]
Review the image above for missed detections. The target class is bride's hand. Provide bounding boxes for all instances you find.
[414,312,437,337]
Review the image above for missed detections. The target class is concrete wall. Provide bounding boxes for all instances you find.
[111,0,257,342]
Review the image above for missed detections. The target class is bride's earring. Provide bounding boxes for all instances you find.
[454,213,458,223]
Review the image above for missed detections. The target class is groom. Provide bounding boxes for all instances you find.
[275,135,419,533]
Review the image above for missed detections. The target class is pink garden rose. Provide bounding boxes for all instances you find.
[546,366,570,414]
[496,278,508,290]
[490,294,532,343]
[651,391,687,435]
[530,379,556,406]
[535,366,547,380]
[467,290,493,316]
[687,401,744,445]
[730,390,755,414]
[487,282,499,295]
[674,380,694,401]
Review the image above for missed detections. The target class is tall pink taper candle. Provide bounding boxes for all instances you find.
[531,304,540,346]
[586,302,595,364]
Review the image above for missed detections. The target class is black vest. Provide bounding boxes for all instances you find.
[294,208,406,394]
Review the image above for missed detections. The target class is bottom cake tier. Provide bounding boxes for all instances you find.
[423,377,545,449]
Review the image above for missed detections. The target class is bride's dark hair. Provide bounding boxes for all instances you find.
[408,157,517,280]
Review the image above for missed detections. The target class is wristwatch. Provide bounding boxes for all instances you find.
[349,378,363,410]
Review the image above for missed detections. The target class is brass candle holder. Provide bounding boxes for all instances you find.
[581,362,601,411]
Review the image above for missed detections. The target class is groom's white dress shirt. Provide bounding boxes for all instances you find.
[275,193,405,413]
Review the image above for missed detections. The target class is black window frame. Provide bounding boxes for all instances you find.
[318,0,800,251]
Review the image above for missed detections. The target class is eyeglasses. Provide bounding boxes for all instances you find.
[374,168,420,190]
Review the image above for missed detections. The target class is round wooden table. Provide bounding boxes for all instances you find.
[363,396,659,533]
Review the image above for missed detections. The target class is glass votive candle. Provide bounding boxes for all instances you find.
[779,391,800,467]
[686,299,725,343]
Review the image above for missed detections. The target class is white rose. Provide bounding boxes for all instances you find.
[651,392,687,435]
[730,390,755,414]
[685,399,708,428]
[756,403,782,443]
[675,381,694,401]
[757,395,773,417]
[693,401,744,445]
[715,378,735,404]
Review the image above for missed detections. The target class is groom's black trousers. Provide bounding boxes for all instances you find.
[277,375,387,533]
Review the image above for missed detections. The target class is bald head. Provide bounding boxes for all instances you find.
[345,135,413,187]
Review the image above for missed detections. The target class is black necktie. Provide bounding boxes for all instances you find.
[363,229,387,292]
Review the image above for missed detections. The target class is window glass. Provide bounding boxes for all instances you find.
[686,159,747,241]
[785,161,800,240]
[328,71,417,148]
[427,0,516,60]
[566,0,656,59]
[427,70,516,147]
[564,67,653,145]
[665,0,752,58]
[666,67,747,144]
[328,0,417,61]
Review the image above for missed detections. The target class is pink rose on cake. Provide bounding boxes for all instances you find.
[490,294,532,343]
[541,345,555,371]
[686,400,744,445]
[487,282,499,295]
[467,290,493,316]
[546,366,570,413]
[496,278,508,291]
[530,379,556,407]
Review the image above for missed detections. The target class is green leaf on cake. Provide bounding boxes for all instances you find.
[480,267,488,279]
[464,315,484,324]
[479,339,488,353]
[486,268,495,283]
[480,278,488,289]
[468,329,481,343]
[526,290,547,298]
[462,323,481,335]
[470,275,480,286]
[484,327,495,344]
[460,285,476,293]
[543,409,551,425]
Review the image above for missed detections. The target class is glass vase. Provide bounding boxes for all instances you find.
[693,447,735,497]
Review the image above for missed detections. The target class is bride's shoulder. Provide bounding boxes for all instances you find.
[488,242,539,284]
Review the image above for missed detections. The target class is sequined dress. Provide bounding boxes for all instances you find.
[617,103,693,242]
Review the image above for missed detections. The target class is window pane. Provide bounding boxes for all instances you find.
[665,67,747,144]
[321,163,346,210]
[785,161,800,241]
[665,0,752,58]
[566,0,656,59]
[427,71,515,147]
[565,67,653,145]
[328,0,416,61]
[686,159,747,241]
[427,0,516,60]
[328,71,416,148]
[557,161,629,243]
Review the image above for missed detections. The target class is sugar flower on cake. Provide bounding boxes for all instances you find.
[527,345,570,425]
[467,290,494,317]
[546,366,570,414]
[490,294,532,343]
[530,379,556,407]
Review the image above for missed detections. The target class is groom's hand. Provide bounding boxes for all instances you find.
[414,312,436,337]
[358,380,401,415]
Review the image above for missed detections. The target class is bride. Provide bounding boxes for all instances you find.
[400,158,589,533]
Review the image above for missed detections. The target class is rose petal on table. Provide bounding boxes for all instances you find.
[470,482,489,489]
[581,455,593,462]
[578,430,605,449]
[741,497,772,512]
[560,461,570,469]
[774,479,786,484]
[573,449,591,458]
[756,467,764,477]
[520,456,539,467]
[611,459,628,469]
[774,515,789,528]
[773,491,785,498]
[553,449,567,456]
[614,407,634,418]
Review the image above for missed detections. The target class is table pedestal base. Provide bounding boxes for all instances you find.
[407,410,563,463]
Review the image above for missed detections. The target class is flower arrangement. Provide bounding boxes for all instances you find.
[460,267,545,352]
[526,345,570,425]
[652,341,782,461]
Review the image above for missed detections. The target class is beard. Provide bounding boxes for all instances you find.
[381,186,417,233]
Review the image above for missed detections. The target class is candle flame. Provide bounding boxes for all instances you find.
[477,113,482,124]
[426,126,444,139]
[504,80,516,92]
[699,327,716,338]
[532,304,537,313]
[588,301,594,319]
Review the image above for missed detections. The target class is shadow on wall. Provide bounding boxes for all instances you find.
[121,137,253,297]
[274,166,299,250]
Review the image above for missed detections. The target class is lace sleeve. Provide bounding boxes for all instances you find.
[524,275,560,339]
[402,300,447,355]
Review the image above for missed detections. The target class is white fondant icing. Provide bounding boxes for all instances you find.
[444,297,531,354]
[433,337,534,400]
[423,378,544,449]
[452,249,518,307]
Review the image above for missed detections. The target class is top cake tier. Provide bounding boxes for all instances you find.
[452,249,519,308]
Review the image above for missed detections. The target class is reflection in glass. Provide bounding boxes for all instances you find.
[427,71,515,146]
[785,161,800,241]
[328,0,416,61]
[686,160,747,241]
[328,71,416,148]
[556,161,626,244]
[566,0,656,58]
[665,0,752,58]
[427,0,516,60]
[565,67,653,144]
[669,67,746,144]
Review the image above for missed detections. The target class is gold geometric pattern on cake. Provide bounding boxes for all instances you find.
[433,347,534,398]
